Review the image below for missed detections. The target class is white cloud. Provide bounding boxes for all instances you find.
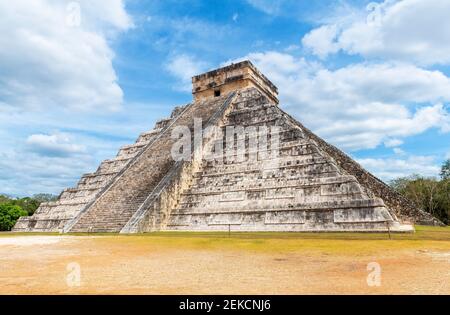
[384,138,403,148]
[0,96,171,196]
[26,133,86,157]
[393,148,405,155]
[0,0,132,111]
[230,51,450,150]
[0,0,136,195]
[357,155,441,181]
[246,0,284,15]
[0,148,95,196]
[245,0,340,21]
[148,16,233,54]
[73,0,133,31]
[302,0,450,65]
[302,24,340,59]
[166,54,208,92]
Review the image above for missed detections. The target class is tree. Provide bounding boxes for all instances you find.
[390,175,449,225]
[0,195,11,204]
[0,204,27,231]
[0,194,59,230]
[441,159,450,180]
[0,194,57,216]
[12,197,41,216]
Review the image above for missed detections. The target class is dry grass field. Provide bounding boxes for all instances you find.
[0,226,449,294]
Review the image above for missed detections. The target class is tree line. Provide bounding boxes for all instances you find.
[0,194,57,231]
[389,159,450,225]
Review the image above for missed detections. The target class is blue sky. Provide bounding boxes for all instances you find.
[0,0,449,196]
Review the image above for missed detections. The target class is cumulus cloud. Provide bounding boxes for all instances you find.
[26,133,86,157]
[229,51,450,150]
[302,24,340,59]
[245,0,339,21]
[245,0,285,15]
[393,148,406,156]
[166,54,208,92]
[0,148,94,196]
[0,0,136,195]
[357,155,441,181]
[302,0,450,65]
[384,138,403,148]
[0,0,132,111]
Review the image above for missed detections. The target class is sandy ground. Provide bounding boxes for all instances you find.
[0,231,449,295]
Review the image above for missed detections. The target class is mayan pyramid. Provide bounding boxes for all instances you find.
[13,61,441,233]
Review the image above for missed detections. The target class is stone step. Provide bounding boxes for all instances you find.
[136,129,161,143]
[173,198,385,215]
[76,172,118,190]
[201,153,324,168]
[97,158,131,173]
[68,94,234,232]
[179,191,367,208]
[184,175,358,195]
[196,160,338,177]
[226,102,275,117]
[222,115,283,128]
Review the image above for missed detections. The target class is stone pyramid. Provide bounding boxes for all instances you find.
[13,61,441,233]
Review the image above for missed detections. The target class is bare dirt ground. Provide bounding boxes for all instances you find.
[0,227,449,294]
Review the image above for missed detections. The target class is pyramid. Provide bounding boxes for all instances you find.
[13,61,441,233]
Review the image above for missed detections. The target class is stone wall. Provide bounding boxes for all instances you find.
[192,61,279,105]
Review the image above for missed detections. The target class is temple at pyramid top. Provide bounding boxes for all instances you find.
[192,60,279,104]
[13,60,443,233]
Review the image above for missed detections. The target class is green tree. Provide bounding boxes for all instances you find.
[0,194,11,204]
[0,194,57,216]
[390,175,449,225]
[441,159,450,180]
[11,197,41,216]
[0,204,27,231]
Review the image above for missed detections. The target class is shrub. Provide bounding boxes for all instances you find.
[0,204,28,231]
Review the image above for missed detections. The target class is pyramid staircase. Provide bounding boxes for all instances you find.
[66,92,236,233]
[12,105,189,232]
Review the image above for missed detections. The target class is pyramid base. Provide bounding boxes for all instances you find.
[159,221,415,233]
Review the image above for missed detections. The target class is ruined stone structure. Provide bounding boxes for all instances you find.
[13,61,441,233]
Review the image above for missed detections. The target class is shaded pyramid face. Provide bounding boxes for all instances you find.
[13,61,441,233]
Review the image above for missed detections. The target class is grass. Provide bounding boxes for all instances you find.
[2,226,450,256]
[79,225,449,256]
[132,225,450,241]
[63,225,450,255]
[2,225,449,241]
